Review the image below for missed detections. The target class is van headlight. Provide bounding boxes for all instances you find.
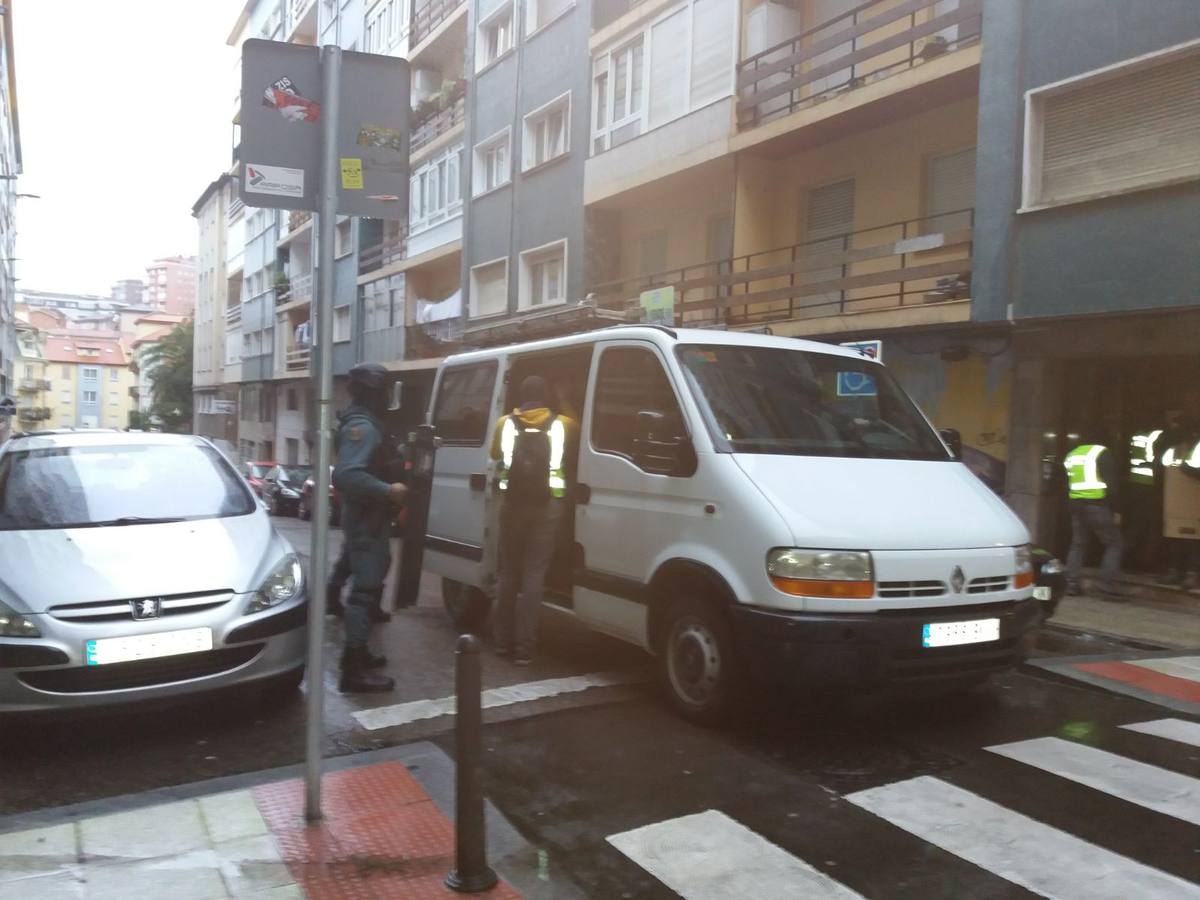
[0,599,40,637]
[767,549,874,599]
[1014,544,1034,589]
[247,555,304,614]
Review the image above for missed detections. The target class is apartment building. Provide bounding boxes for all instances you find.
[41,335,137,430]
[145,256,198,316]
[192,173,238,444]
[0,2,21,438]
[12,321,50,434]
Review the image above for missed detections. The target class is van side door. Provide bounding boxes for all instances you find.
[425,360,500,587]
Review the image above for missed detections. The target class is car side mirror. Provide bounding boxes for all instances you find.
[940,427,963,460]
[632,410,696,476]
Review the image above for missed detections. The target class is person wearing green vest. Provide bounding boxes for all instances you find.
[1063,434,1123,598]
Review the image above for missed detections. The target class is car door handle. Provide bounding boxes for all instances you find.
[575,483,591,505]
[469,473,487,491]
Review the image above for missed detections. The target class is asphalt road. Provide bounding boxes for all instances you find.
[3,516,1196,898]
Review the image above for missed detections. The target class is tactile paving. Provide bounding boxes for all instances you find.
[253,761,520,899]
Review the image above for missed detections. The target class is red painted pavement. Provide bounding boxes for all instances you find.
[253,761,521,900]
[1073,660,1200,704]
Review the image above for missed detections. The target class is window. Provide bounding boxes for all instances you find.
[432,362,498,445]
[522,93,570,170]
[108,393,119,406]
[519,241,566,309]
[60,390,70,402]
[477,4,513,70]
[1023,41,1200,210]
[925,147,976,233]
[287,388,298,411]
[82,367,99,381]
[592,347,686,460]
[23,365,31,379]
[410,146,463,233]
[335,219,353,258]
[470,259,508,318]
[61,366,70,379]
[286,438,300,466]
[82,391,98,404]
[109,369,120,382]
[334,306,351,342]
[527,0,572,34]
[473,130,511,195]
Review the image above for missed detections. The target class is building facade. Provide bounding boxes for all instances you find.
[41,335,137,430]
[144,256,198,316]
[191,174,238,445]
[110,279,146,306]
[0,4,21,438]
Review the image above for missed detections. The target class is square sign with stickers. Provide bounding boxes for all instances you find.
[239,40,410,218]
[837,339,882,396]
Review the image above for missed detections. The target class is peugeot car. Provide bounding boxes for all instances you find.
[0,431,307,715]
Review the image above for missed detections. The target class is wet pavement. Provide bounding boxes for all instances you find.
[3,516,1198,897]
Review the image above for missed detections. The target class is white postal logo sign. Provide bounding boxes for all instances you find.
[245,164,305,199]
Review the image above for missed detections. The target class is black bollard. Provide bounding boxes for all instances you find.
[446,634,498,894]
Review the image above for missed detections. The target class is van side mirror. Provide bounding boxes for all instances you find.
[940,428,963,459]
[632,410,696,476]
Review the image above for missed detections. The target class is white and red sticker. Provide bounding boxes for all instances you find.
[263,75,321,123]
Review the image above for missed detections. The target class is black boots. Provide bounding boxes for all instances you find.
[339,647,394,693]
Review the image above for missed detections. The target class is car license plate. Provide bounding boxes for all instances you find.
[1033,586,1052,601]
[922,618,1000,648]
[85,628,213,666]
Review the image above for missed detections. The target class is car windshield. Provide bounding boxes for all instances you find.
[0,443,257,530]
[677,345,950,461]
[247,464,269,478]
[277,466,312,483]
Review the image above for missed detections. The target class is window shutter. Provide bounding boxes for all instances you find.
[649,10,688,128]
[473,263,508,317]
[805,178,856,241]
[1040,53,1200,204]
[690,0,733,107]
[926,147,975,232]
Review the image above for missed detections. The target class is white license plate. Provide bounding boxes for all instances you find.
[85,628,213,666]
[922,618,1000,648]
[1033,586,1052,601]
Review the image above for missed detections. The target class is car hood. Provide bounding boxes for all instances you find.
[733,455,1029,551]
[0,514,288,613]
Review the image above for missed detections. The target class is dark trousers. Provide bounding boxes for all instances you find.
[343,535,391,650]
[495,500,564,657]
[1165,538,1200,579]
[1067,502,1122,593]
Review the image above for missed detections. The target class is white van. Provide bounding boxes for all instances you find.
[424,326,1038,723]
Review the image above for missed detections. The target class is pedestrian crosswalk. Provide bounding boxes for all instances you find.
[606,717,1200,899]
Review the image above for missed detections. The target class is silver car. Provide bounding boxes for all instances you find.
[0,430,307,714]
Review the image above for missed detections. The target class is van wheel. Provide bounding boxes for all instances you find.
[658,596,742,726]
[442,578,491,634]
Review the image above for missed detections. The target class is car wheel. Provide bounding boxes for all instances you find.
[442,578,491,633]
[265,493,276,516]
[658,595,743,727]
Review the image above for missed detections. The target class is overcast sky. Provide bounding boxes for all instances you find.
[15,0,245,296]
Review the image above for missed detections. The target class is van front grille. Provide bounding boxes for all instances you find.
[967,576,1010,595]
[878,580,946,599]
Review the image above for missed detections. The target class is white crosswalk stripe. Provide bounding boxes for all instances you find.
[1127,656,1200,682]
[846,776,1200,900]
[607,809,865,899]
[1121,717,1200,748]
[987,736,1200,825]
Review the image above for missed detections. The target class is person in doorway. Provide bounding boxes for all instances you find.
[1157,416,1200,589]
[1063,433,1123,598]
[489,376,577,666]
[332,363,409,693]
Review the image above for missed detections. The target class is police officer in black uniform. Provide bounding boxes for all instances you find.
[332,363,408,693]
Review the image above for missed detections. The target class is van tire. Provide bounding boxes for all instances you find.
[442,578,491,634]
[658,595,742,726]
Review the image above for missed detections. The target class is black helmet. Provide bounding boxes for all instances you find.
[349,363,388,393]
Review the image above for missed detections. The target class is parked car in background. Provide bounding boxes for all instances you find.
[298,466,341,526]
[242,460,276,497]
[262,465,313,517]
[0,431,307,715]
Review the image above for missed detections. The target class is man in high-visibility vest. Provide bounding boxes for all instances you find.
[1158,419,1200,588]
[489,376,578,665]
[1063,435,1123,598]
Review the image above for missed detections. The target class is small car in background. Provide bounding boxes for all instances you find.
[0,431,307,715]
[261,465,313,517]
[242,460,276,497]
[298,466,341,526]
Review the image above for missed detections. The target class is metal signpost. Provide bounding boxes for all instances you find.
[239,39,409,822]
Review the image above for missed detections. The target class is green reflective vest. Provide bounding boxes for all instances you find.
[1064,444,1108,500]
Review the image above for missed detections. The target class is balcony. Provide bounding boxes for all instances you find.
[412,89,466,156]
[590,210,974,331]
[285,346,311,372]
[737,0,981,131]
[275,274,314,307]
[18,378,50,392]
[412,0,465,48]
[288,0,318,42]
[225,304,243,326]
[359,228,408,277]
[406,324,460,360]
[17,406,51,422]
[288,210,312,233]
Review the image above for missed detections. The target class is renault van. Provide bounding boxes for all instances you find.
[425,327,1038,723]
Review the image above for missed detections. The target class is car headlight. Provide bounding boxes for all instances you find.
[0,599,41,638]
[1014,544,1034,589]
[247,555,304,614]
[767,549,874,599]
[280,487,299,499]
[1040,557,1064,576]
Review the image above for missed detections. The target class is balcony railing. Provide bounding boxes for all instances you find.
[285,346,311,371]
[288,209,312,233]
[412,93,466,154]
[406,324,460,360]
[18,378,50,392]
[737,0,981,129]
[589,210,974,328]
[17,406,51,422]
[411,0,465,47]
[275,274,314,306]
[359,228,408,276]
[225,304,243,326]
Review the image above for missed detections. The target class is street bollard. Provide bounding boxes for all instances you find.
[446,634,499,894]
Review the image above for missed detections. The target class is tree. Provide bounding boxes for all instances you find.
[138,321,194,434]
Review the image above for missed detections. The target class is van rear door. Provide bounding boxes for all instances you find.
[425,359,501,586]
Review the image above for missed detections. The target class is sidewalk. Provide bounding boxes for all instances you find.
[1047,593,1200,650]
[0,744,534,900]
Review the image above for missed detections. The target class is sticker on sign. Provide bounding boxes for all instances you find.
[245,163,305,199]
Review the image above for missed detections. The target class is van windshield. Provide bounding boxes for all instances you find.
[677,345,950,461]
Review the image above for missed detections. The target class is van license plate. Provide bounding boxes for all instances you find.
[85,628,213,666]
[922,618,1000,648]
